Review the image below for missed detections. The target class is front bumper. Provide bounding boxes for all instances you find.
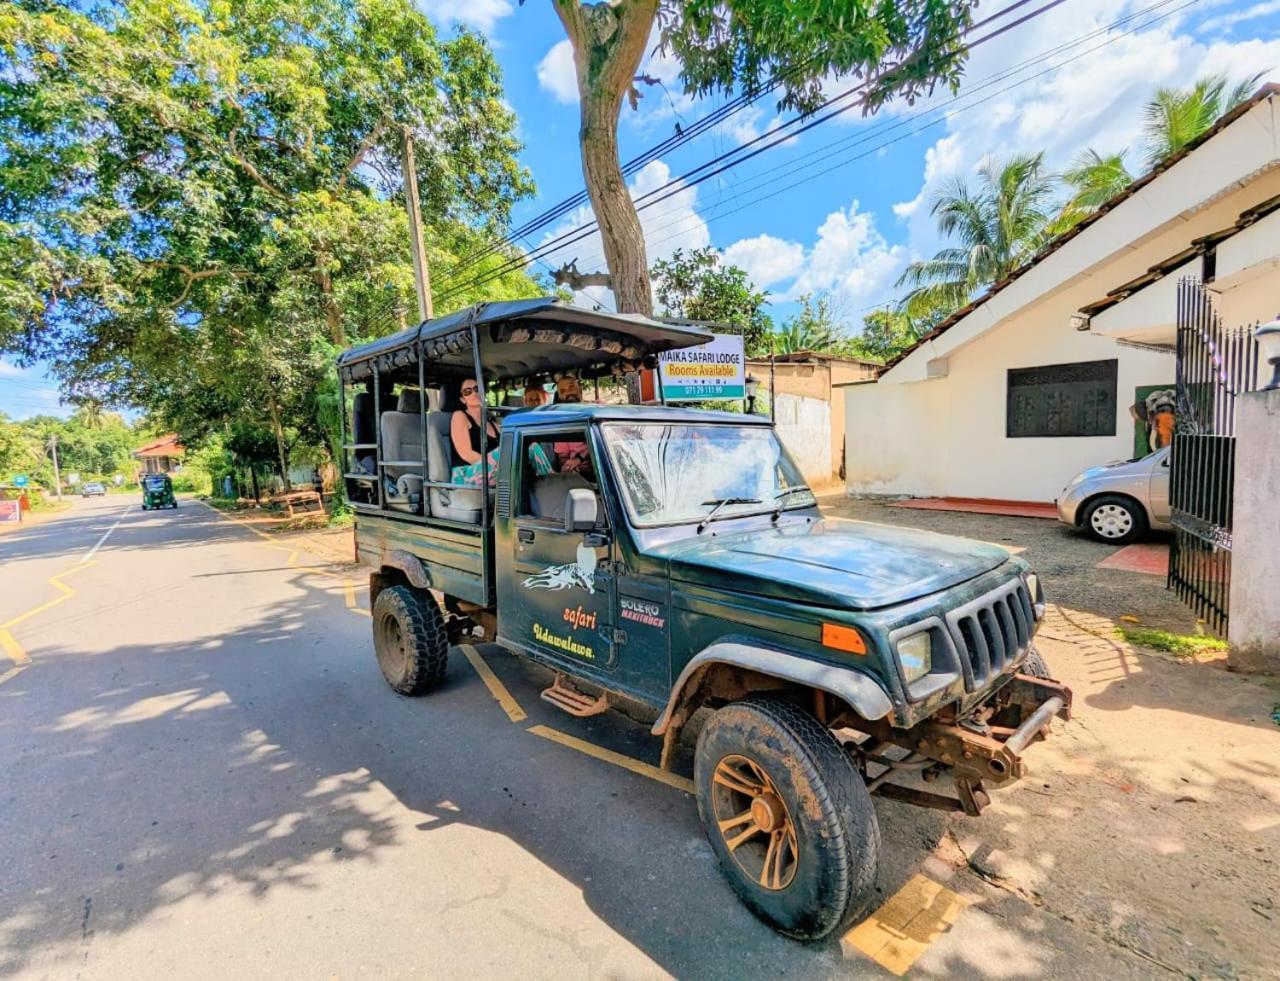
[1055,489,1084,526]
[865,673,1073,816]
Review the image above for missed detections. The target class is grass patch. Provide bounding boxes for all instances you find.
[1116,625,1227,657]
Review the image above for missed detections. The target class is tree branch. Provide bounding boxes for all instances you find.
[552,259,612,291]
[338,115,390,190]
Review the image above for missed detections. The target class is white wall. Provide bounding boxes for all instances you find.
[845,110,1280,503]
[775,393,833,486]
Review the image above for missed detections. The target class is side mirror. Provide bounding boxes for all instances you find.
[565,488,598,532]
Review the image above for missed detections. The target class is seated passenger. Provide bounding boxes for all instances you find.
[551,373,593,480]
[450,378,501,487]
[523,385,549,409]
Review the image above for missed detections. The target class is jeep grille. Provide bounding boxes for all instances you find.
[945,578,1034,690]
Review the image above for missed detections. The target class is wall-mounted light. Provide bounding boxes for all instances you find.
[1258,315,1280,391]
[745,373,760,413]
[1070,313,1091,332]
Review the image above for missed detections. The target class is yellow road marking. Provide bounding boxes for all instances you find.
[0,629,31,666]
[459,644,527,723]
[1,561,97,631]
[529,724,695,795]
[343,578,370,616]
[842,874,969,975]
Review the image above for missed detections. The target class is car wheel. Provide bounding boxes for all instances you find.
[695,696,880,941]
[1022,645,1052,679]
[1082,494,1148,545]
[372,585,449,695]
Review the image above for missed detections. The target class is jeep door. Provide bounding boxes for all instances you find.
[496,426,619,682]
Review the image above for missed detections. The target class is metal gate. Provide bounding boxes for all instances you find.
[1168,279,1262,636]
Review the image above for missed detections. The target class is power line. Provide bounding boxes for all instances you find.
[449,0,1062,278]
[440,0,1195,304]
[435,0,1077,303]
[547,0,1197,281]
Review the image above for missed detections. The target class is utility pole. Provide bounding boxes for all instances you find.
[401,125,434,323]
[48,435,62,501]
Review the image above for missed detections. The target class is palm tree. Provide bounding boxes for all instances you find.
[1049,148,1134,233]
[1142,71,1266,166]
[772,294,846,354]
[896,152,1057,320]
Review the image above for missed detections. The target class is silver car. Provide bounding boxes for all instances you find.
[1056,447,1170,544]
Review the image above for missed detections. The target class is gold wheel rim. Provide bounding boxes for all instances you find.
[710,754,799,891]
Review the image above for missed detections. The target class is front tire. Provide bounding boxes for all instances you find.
[372,585,449,695]
[1022,645,1052,679]
[695,696,880,941]
[1081,494,1147,544]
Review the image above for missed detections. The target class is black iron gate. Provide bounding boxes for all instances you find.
[1168,279,1261,636]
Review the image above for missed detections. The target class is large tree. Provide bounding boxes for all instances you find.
[0,0,540,445]
[895,152,1056,320]
[551,0,975,314]
[651,246,771,354]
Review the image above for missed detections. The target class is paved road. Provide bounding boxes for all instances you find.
[0,497,1179,978]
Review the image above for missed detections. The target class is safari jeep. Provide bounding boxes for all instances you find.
[336,298,1071,941]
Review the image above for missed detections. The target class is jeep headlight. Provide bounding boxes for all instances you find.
[897,632,933,683]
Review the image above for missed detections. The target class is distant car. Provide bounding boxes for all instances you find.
[81,482,107,497]
[1056,446,1170,544]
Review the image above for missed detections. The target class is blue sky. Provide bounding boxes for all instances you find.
[3,0,1277,420]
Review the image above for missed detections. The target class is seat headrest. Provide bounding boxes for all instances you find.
[397,389,422,414]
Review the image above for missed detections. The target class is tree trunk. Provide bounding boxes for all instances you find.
[315,268,346,345]
[268,396,292,492]
[557,0,659,316]
[250,466,260,504]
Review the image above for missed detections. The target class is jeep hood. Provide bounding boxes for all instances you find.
[650,518,1012,610]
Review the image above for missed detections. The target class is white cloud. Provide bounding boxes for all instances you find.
[722,235,805,288]
[536,40,578,105]
[718,201,907,315]
[537,159,711,308]
[0,360,27,378]
[1200,0,1280,34]
[416,0,513,33]
[887,0,1280,267]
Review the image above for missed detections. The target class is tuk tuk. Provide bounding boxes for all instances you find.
[141,473,176,510]
[335,298,1070,940]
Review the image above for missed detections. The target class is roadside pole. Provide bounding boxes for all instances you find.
[401,125,434,322]
[49,435,62,501]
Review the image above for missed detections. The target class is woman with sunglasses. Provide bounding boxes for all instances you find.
[449,378,502,487]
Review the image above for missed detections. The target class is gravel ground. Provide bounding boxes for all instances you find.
[818,494,1200,634]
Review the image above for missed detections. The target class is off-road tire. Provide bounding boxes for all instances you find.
[1081,494,1147,545]
[372,585,448,695]
[1022,646,1052,679]
[695,696,880,941]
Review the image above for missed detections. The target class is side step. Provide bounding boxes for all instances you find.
[540,673,609,718]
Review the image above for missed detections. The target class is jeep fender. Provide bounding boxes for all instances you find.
[375,550,433,593]
[651,641,894,736]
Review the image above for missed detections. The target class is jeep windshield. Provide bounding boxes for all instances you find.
[600,422,815,527]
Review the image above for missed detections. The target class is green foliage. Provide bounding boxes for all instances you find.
[1115,625,1227,657]
[659,1,974,115]
[1050,149,1134,234]
[652,247,773,355]
[0,0,540,481]
[772,294,848,355]
[895,153,1057,321]
[852,309,931,363]
[0,410,143,488]
[1142,72,1266,166]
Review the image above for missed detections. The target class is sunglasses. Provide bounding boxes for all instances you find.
[461,386,479,396]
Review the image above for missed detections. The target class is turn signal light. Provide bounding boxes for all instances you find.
[822,623,867,655]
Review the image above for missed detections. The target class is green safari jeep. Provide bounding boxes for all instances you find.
[336,299,1071,941]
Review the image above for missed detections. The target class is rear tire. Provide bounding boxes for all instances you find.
[695,696,880,941]
[372,586,449,695]
[1081,494,1147,544]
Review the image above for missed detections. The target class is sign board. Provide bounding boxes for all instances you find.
[0,500,19,523]
[12,475,27,487]
[654,333,745,402]
[68,473,80,486]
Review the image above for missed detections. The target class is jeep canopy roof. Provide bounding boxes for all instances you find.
[336,298,714,385]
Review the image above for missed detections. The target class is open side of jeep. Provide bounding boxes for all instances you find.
[336,297,1072,941]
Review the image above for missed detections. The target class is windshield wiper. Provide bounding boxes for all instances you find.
[771,486,813,521]
[697,497,761,533]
